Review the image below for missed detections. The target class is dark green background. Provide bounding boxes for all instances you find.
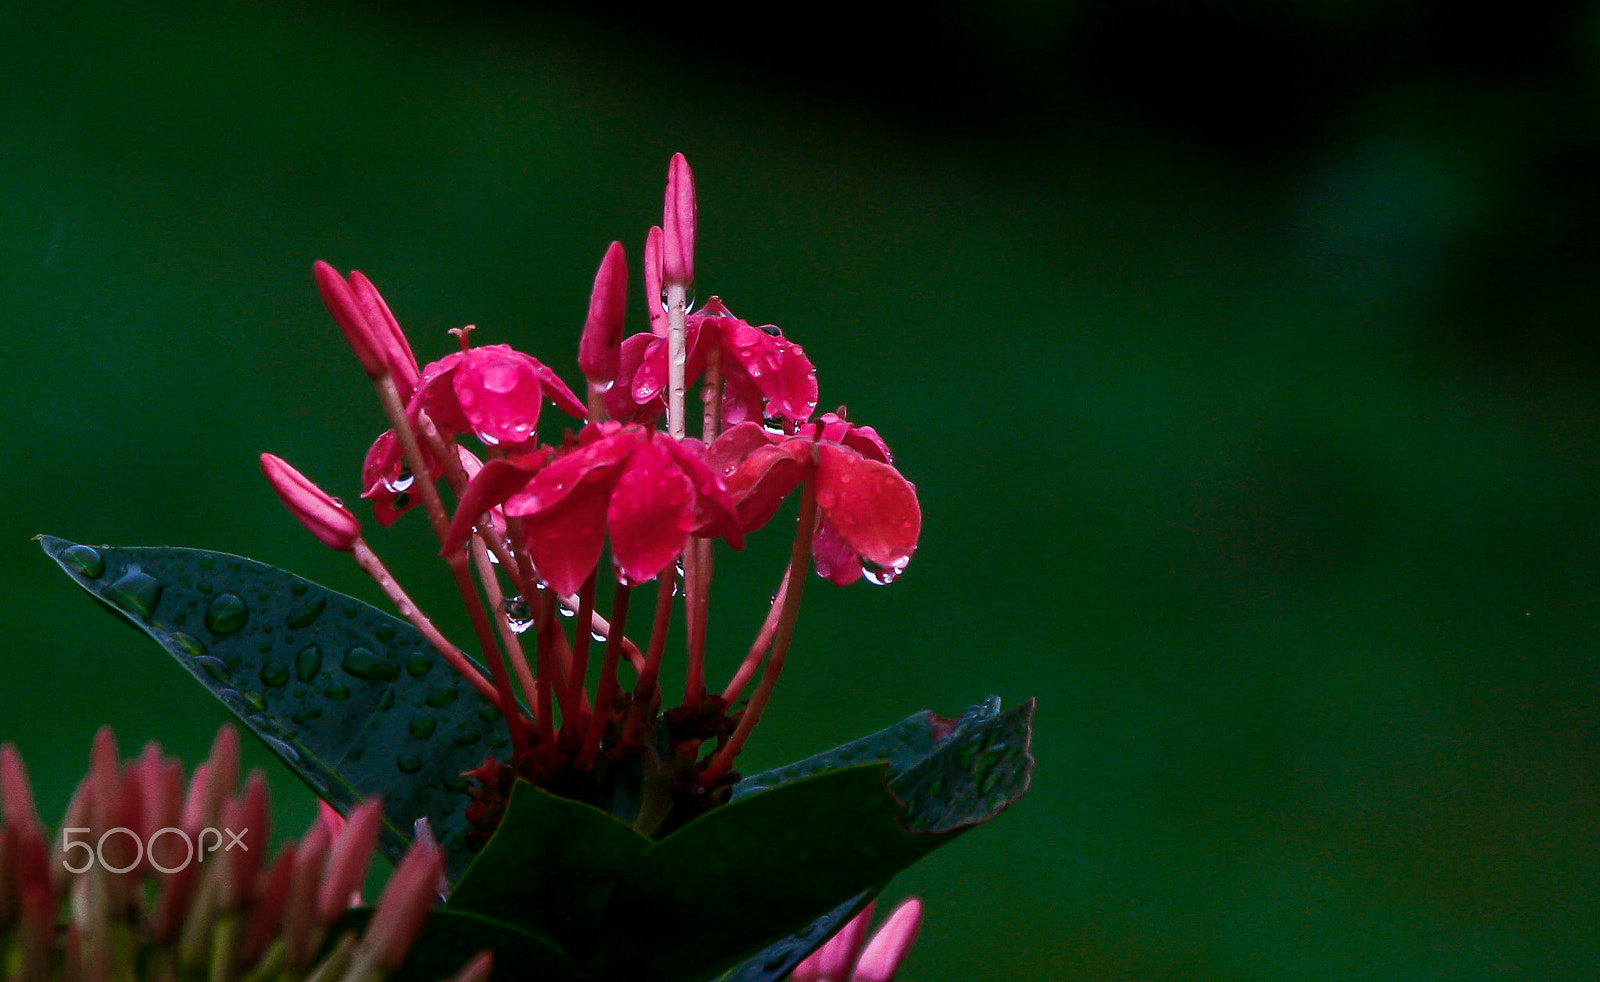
[5,1,1599,978]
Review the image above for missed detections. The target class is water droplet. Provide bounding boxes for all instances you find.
[862,558,907,586]
[205,594,249,634]
[557,606,574,619]
[376,690,396,711]
[259,662,289,687]
[390,470,416,493]
[106,567,163,621]
[478,706,500,724]
[198,557,215,570]
[815,489,837,509]
[342,647,399,682]
[453,732,481,749]
[61,544,105,578]
[292,706,323,724]
[296,644,323,682]
[259,734,299,763]
[406,653,432,677]
[425,685,458,708]
[169,632,206,658]
[396,754,424,774]
[188,657,229,685]
[243,691,267,712]
[376,625,396,643]
[290,581,308,597]
[485,736,508,750]
[409,716,437,739]
[505,596,534,634]
[323,683,351,700]
[442,774,471,792]
[284,597,326,629]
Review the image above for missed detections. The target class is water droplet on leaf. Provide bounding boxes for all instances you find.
[259,662,290,687]
[296,644,322,682]
[396,754,423,774]
[61,544,105,579]
[284,597,326,629]
[106,567,163,621]
[409,716,437,739]
[342,647,399,682]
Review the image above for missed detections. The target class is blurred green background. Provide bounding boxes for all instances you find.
[5,0,1600,978]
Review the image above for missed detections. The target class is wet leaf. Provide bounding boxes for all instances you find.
[38,536,508,880]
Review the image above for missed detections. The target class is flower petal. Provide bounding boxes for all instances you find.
[520,477,615,597]
[452,345,548,446]
[443,449,552,554]
[814,443,920,572]
[607,438,696,586]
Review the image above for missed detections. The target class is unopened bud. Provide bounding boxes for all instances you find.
[579,241,628,386]
[661,153,697,290]
[260,454,361,552]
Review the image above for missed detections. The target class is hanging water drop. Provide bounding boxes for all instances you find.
[195,656,230,682]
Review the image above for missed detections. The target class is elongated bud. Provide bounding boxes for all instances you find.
[361,837,443,972]
[0,744,41,837]
[662,153,696,290]
[579,241,628,386]
[443,950,494,982]
[313,261,388,380]
[852,898,923,982]
[644,225,667,335]
[349,270,422,395]
[260,454,362,552]
[317,799,382,924]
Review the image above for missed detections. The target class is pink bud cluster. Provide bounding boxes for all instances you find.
[0,727,473,982]
[262,153,922,806]
[791,898,924,982]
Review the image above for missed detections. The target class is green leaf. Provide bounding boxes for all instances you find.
[334,907,582,982]
[704,697,1037,982]
[38,536,507,880]
[446,779,652,952]
[587,766,939,982]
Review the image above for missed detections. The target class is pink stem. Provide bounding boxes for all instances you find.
[720,566,791,705]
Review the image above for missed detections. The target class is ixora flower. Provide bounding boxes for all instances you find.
[790,898,925,982]
[709,413,921,585]
[448,421,743,596]
[0,727,481,982]
[607,298,820,428]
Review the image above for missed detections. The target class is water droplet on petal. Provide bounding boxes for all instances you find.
[205,594,249,634]
[61,544,105,579]
[815,489,838,509]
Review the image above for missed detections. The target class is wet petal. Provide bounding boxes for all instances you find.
[607,439,696,586]
[360,430,427,527]
[443,449,551,554]
[814,443,920,571]
[452,345,547,446]
[810,517,862,586]
[503,426,641,517]
[520,477,614,597]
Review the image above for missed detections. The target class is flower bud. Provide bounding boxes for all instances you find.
[259,454,361,552]
[579,241,628,386]
[661,153,696,291]
[313,261,388,381]
[852,898,923,982]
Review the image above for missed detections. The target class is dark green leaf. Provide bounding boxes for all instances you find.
[38,536,508,880]
[335,907,582,982]
[589,766,943,982]
[447,779,652,952]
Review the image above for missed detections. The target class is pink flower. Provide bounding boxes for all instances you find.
[708,413,919,585]
[791,898,924,982]
[409,344,585,451]
[455,422,741,595]
[608,298,819,428]
[313,262,421,393]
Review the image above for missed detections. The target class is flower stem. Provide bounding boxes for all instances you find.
[701,470,816,787]
[721,565,791,705]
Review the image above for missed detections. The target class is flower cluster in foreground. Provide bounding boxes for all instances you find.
[263,154,922,821]
[0,727,486,982]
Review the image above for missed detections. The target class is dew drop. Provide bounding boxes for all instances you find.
[453,732,482,749]
[284,597,326,629]
[342,647,399,682]
[478,706,500,724]
[505,595,534,634]
[290,581,309,597]
[259,662,290,687]
[406,653,432,677]
[296,644,323,682]
[815,489,837,509]
[61,544,105,579]
[376,625,396,643]
[243,691,267,712]
[409,716,437,739]
[396,754,423,775]
[375,690,396,711]
[259,734,299,763]
[169,632,206,658]
[425,685,458,708]
[195,656,230,682]
[323,683,351,701]
[205,594,249,634]
[292,706,323,724]
[106,567,163,621]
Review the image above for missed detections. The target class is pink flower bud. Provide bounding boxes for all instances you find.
[443,950,494,982]
[644,225,667,335]
[361,836,443,972]
[579,241,628,386]
[313,261,389,380]
[349,271,422,395]
[0,743,41,838]
[850,898,923,982]
[260,454,361,552]
[317,799,382,924]
[662,153,696,290]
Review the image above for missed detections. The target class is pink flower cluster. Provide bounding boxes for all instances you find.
[262,155,920,795]
[0,727,476,982]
